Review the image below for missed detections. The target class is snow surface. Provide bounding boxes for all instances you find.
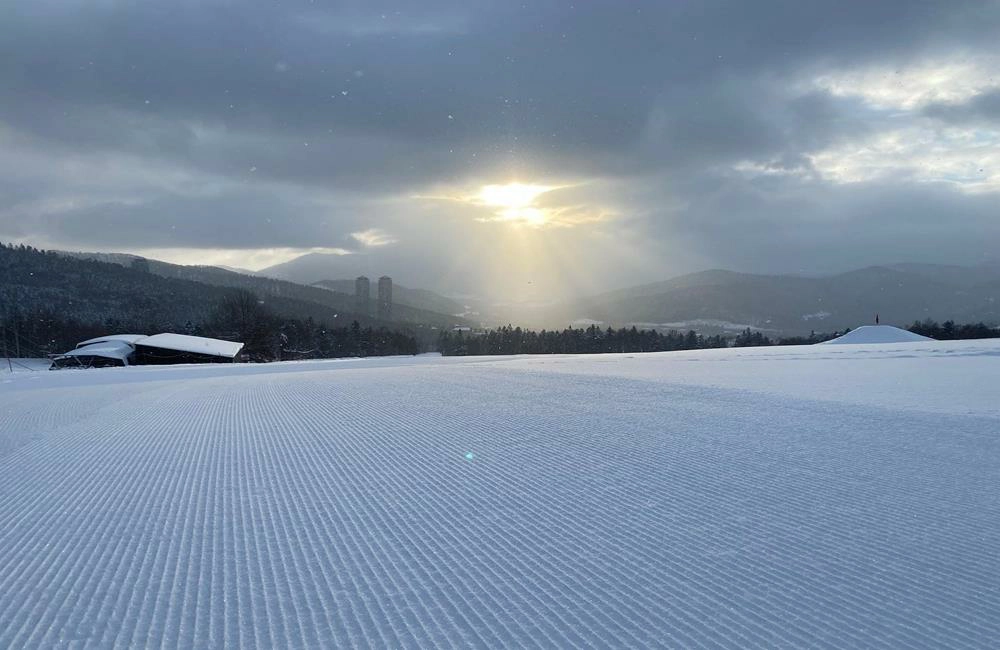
[1,342,999,648]
[0,358,52,373]
[821,324,933,344]
[136,333,244,358]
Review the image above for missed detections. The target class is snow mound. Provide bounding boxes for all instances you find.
[820,325,933,345]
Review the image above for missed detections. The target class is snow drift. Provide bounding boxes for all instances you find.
[820,324,933,345]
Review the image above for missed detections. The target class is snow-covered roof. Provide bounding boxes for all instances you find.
[76,334,148,348]
[60,340,134,362]
[819,325,934,345]
[136,333,244,358]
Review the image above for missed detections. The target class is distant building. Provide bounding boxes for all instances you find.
[378,276,393,321]
[355,276,370,316]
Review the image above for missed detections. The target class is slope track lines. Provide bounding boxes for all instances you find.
[0,351,998,648]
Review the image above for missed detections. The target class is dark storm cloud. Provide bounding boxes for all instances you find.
[4,0,994,174]
[4,190,377,250]
[924,90,1000,124]
[2,0,999,282]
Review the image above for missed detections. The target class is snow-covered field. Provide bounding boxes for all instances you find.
[1,340,998,648]
[1,357,52,373]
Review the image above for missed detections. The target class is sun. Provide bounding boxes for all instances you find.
[476,183,556,225]
[478,183,551,209]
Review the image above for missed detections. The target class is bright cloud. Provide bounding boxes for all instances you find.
[812,57,1000,110]
[808,124,1000,191]
[351,228,397,247]
[729,56,1000,192]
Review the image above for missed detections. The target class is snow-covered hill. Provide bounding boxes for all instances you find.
[821,325,934,344]
[1,342,998,647]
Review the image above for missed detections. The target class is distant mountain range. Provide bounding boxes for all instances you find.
[235,250,1000,334]
[258,253,378,286]
[40,249,474,330]
[22,245,1000,337]
[554,264,1000,335]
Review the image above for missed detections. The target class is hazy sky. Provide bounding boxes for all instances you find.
[3,1,999,297]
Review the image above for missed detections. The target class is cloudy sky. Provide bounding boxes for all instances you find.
[3,0,999,298]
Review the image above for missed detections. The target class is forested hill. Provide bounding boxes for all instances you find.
[54,249,473,329]
[3,244,246,329]
[0,244,468,333]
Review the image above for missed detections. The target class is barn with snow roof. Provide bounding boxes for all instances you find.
[133,334,244,365]
[51,333,244,368]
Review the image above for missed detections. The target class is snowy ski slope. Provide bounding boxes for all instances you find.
[1,340,998,648]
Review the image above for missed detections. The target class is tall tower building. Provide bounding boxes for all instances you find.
[377,276,393,321]
[355,276,370,316]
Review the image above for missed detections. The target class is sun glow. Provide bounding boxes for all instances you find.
[477,183,556,225]
[413,179,606,228]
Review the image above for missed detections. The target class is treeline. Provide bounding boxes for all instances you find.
[438,324,729,356]
[0,289,418,362]
[727,322,1000,347]
[731,328,848,347]
[202,290,418,360]
[438,319,998,356]
[438,324,849,356]
[908,319,999,340]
